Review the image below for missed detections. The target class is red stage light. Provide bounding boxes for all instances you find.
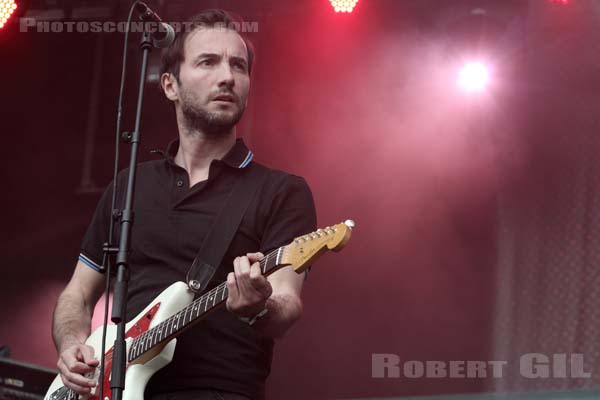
[330,0,359,13]
[0,0,17,29]
[548,0,570,4]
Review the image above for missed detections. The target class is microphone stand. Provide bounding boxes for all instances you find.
[108,29,154,400]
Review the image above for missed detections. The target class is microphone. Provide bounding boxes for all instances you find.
[135,1,175,48]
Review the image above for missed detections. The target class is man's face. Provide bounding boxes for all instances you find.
[175,27,250,135]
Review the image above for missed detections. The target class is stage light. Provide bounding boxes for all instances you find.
[458,62,490,93]
[0,0,17,29]
[548,0,569,4]
[330,0,359,13]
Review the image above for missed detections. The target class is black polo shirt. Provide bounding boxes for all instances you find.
[79,138,317,399]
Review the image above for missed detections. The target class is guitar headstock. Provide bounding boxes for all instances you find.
[281,220,355,273]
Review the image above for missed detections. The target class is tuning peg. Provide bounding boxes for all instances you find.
[344,220,355,229]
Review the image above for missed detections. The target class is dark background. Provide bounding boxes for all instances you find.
[2,0,600,398]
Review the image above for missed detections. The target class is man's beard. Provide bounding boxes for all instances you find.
[179,85,245,137]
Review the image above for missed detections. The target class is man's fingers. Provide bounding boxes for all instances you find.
[66,360,95,375]
[57,343,98,396]
[63,375,93,395]
[58,359,96,394]
[79,345,98,366]
[246,252,265,263]
[64,369,96,389]
[239,256,251,274]
[227,272,238,295]
[235,257,253,293]
[249,264,272,296]
[229,254,272,317]
[249,262,262,279]
[63,351,93,374]
[236,257,270,296]
[226,272,239,311]
[233,256,242,276]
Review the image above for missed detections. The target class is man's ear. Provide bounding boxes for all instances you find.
[161,73,179,102]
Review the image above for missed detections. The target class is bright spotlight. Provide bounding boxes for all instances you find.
[458,62,490,93]
[0,0,18,30]
[330,0,359,13]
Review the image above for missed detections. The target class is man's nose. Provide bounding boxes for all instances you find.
[217,62,235,88]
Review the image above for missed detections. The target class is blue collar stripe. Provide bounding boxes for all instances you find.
[239,151,254,168]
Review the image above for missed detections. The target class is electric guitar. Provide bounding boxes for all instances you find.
[45,220,355,400]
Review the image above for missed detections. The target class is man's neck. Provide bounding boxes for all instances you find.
[174,128,236,186]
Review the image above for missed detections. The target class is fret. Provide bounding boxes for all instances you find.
[127,247,286,361]
[159,322,165,339]
[139,335,145,356]
[157,323,165,341]
[149,325,157,347]
[203,295,209,312]
[172,313,181,332]
[171,314,178,333]
[141,333,148,355]
[183,306,191,325]
[129,339,137,361]
[144,330,152,352]
[189,304,196,323]
[181,307,188,327]
[135,336,143,358]
[166,316,174,336]
[129,338,137,360]
[136,333,146,357]
[137,335,144,358]
[185,304,192,324]
[180,306,188,327]
[173,312,180,331]
[153,325,161,346]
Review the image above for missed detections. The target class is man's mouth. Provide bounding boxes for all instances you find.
[212,94,236,103]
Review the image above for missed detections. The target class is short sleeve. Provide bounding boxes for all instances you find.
[79,183,114,272]
[260,174,317,259]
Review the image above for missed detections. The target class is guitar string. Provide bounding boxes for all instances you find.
[130,248,281,359]
[130,246,286,357]
[130,244,293,359]
[134,252,269,348]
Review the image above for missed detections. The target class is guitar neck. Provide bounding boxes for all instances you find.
[127,246,287,362]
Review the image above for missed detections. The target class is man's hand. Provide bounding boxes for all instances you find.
[226,252,273,317]
[57,341,98,395]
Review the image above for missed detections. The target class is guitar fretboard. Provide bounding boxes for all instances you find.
[127,246,285,361]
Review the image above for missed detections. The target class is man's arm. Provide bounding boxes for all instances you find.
[226,252,303,339]
[52,260,105,394]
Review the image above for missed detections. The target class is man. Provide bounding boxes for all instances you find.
[52,9,316,400]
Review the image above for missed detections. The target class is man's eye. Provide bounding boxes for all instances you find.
[199,59,214,66]
[233,62,247,72]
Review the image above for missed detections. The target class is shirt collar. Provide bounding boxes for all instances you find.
[162,138,254,169]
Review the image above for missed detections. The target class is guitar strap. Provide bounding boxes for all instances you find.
[186,164,268,294]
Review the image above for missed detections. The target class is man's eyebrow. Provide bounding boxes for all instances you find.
[191,53,247,66]
[192,53,221,62]
[229,56,248,65]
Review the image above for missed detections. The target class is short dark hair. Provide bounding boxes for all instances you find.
[160,9,255,83]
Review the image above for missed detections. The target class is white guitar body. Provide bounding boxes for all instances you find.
[46,282,194,400]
